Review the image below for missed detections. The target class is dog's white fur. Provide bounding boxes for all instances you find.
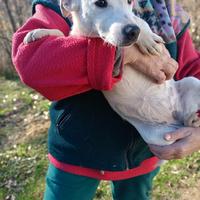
[24,0,200,146]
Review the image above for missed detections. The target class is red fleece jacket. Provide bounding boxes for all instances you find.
[12,5,200,102]
[176,31,200,80]
[12,5,121,101]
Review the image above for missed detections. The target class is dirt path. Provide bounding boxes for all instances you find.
[179,180,200,200]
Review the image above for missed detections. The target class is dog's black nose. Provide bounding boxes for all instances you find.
[122,24,140,43]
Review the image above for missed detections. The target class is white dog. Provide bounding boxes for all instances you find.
[24,0,200,146]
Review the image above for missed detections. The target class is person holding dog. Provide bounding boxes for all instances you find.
[12,0,200,199]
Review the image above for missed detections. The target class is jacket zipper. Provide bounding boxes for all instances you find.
[124,133,136,170]
[56,111,71,129]
[124,153,129,170]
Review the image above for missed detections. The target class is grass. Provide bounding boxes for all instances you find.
[1,76,200,200]
[0,76,49,200]
[0,139,48,200]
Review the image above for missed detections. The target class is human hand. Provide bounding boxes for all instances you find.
[123,43,178,84]
[149,127,200,160]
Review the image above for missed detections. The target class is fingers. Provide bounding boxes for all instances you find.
[164,128,192,142]
[162,59,178,80]
[137,44,151,55]
[148,45,160,56]
[151,44,178,81]
[148,57,178,83]
[158,45,178,80]
[149,144,186,160]
[152,70,166,84]
[149,145,173,160]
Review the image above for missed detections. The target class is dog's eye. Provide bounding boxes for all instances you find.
[127,0,132,4]
[95,0,108,8]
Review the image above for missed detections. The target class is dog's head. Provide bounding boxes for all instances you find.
[60,0,140,46]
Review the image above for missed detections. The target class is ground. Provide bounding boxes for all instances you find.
[1,78,200,200]
[180,0,200,49]
[1,1,200,199]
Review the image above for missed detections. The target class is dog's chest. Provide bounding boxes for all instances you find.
[103,65,179,124]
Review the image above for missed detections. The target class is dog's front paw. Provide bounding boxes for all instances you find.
[24,29,46,44]
[137,32,164,55]
[23,29,64,44]
[184,111,200,128]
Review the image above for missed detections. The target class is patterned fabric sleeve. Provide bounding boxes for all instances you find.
[133,0,190,43]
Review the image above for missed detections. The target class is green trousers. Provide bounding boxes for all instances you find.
[43,164,159,200]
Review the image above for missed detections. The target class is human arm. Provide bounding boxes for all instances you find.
[12,5,121,101]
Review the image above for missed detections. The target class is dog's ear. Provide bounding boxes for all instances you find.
[60,0,80,16]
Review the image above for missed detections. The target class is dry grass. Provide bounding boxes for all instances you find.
[179,0,200,49]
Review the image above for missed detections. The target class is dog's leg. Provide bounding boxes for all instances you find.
[175,77,200,128]
[134,16,164,55]
[23,29,64,44]
[184,111,200,128]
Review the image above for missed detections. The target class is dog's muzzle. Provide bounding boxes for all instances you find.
[122,24,140,46]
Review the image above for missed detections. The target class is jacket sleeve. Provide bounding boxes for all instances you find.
[12,5,121,101]
[175,29,200,80]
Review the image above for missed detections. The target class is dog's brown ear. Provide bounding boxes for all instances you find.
[60,0,80,17]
